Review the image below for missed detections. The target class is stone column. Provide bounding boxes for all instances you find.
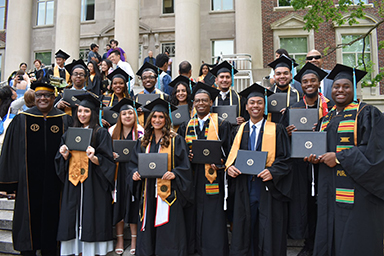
[115,0,139,73]
[4,0,33,80]
[235,0,263,69]
[55,0,81,62]
[175,0,200,79]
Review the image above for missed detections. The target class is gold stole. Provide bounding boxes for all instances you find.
[205,113,219,183]
[225,121,276,170]
[68,151,89,186]
[156,137,174,202]
[138,90,164,127]
[54,65,71,83]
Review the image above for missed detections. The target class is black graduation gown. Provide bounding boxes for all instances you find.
[229,121,291,256]
[178,117,233,256]
[55,127,116,242]
[213,89,249,121]
[279,98,334,240]
[0,107,71,252]
[314,104,384,256]
[269,85,300,123]
[87,75,102,96]
[129,135,193,256]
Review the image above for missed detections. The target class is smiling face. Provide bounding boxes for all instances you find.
[151,111,166,131]
[77,105,92,127]
[301,73,320,98]
[332,78,354,109]
[71,67,86,88]
[87,63,94,74]
[215,72,232,92]
[35,90,55,114]
[141,70,157,92]
[112,77,126,95]
[120,109,135,127]
[193,92,212,118]
[306,50,323,68]
[101,61,108,72]
[202,65,209,75]
[274,67,292,89]
[34,61,41,69]
[246,96,265,123]
[175,83,188,103]
[56,57,65,68]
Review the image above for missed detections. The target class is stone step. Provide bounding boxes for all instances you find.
[0,200,14,211]
[0,211,13,231]
[0,230,19,255]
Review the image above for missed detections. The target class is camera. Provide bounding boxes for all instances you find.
[18,75,24,81]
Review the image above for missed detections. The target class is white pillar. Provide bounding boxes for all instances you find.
[55,0,81,62]
[4,0,33,80]
[115,0,139,73]
[235,0,263,68]
[175,0,200,79]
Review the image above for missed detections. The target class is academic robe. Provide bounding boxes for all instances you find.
[0,107,71,252]
[269,85,300,123]
[87,74,102,96]
[314,103,384,256]
[178,116,233,256]
[213,89,249,122]
[129,135,193,256]
[279,97,334,240]
[229,121,291,256]
[55,127,116,242]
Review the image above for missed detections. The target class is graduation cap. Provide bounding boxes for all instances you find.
[143,98,178,124]
[191,82,220,102]
[55,49,70,60]
[30,80,55,93]
[107,67,133,93]
[210,61,238,88]
[168,75,196,92]
[136,62,162,77]
[268,54,298,71]
[239,83,274,115]
[294,62,328,83]
[75,93,101,111]
[327,64,367,102]
[110,98,141,113]
[64,59,88,76]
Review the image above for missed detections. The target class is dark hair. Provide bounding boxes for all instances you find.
[90,43,98,50]
[0,86,14,119]
[170,82,193,112]
[73,107,100,144]
[111,49,121,57]
[198,63,210,76]
[156,53,169,68]
[179,61,191,75]
[87,60,101,77]
[141,111,176,148]
[276,49,290,58]
[110,39,119,46]
[106,44,111,48]
[19,62,27,68]
[101,59,113,79]
[16,70,25,76]
[34,59,42,65]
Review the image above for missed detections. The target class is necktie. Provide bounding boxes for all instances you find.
[250,125,256,151]
[199,120,205,131]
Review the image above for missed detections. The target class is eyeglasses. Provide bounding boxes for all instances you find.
[141,76,156,80]
[306,55,322,61]
[35,93,54,99]
[72,72,86,77]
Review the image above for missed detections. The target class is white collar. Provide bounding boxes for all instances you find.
[249,118,264,130]
[198,113,210,122]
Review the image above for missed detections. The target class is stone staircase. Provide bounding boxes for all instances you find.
[0,198,19,255]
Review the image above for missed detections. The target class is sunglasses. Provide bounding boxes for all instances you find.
[306,55,322,60]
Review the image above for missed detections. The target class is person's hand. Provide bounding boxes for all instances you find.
[286,124,297,136]
[312,122,318,132]
[236,116,245,125]
[132,171,141,181]
[137,107,143,114]
[304,154,320,164]
[319,152,337,168]
[188,150,193,162]
[280,108,286,115]
[258,169,273,181]
[60,145,69,160]
[227,165,241,178]
[211,164,219,171]
[113,152,119,160]
[57,100,70,110]
[162,171,176,180]
[86,146,99,165]
[101,118,111,128]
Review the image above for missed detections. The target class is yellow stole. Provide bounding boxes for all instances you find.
[225,120,276,170]
[157,137,174,203]
[54,65,70,83]
[68,151,89,186]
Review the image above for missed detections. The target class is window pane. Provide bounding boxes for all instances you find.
[163,0,174,14]
[279,0,292,6]
[46,1,54,25]
[212,40,234,62]
[37,2,46,26]
[86,0,95,21]
[35,52,52,66]
[222,0,233,10]
[0,7,4,30]
[0,0,4,6]
[162,43,175,57]
[212,0,221,10]
[342,53,356,67]
[280,37,307,54]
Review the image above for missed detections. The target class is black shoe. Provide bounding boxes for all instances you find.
[297,247,313,256]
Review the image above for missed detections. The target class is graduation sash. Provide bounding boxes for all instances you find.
[54,65,70,84]
[185,113,219,183]
[137,89,164,127]
[68,151,89,186]
[225,120,276,170]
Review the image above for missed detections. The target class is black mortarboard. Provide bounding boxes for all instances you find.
[268,55,298,71]
[191,82,220,101]
[327,64,367,83]
[294,62,328,83]
[239,83,274,116]
[143,98,177,114]
[110,98,141,113]
[210,61,239,77]
[55,49,70,60]
[107,67,132,83]
[30,80,55,92]
[75,93,101,111]
[168,75,196,89]
[136,62,163,77]
[65,59,88,75]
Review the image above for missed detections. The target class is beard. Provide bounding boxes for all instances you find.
[276,80,290,89]
[304,90,318,98]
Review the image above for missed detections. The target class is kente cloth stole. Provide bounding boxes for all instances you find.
[225,121,276,170]
[185,113,219,183]
[68,150,89,186]
[138,90,164,127]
